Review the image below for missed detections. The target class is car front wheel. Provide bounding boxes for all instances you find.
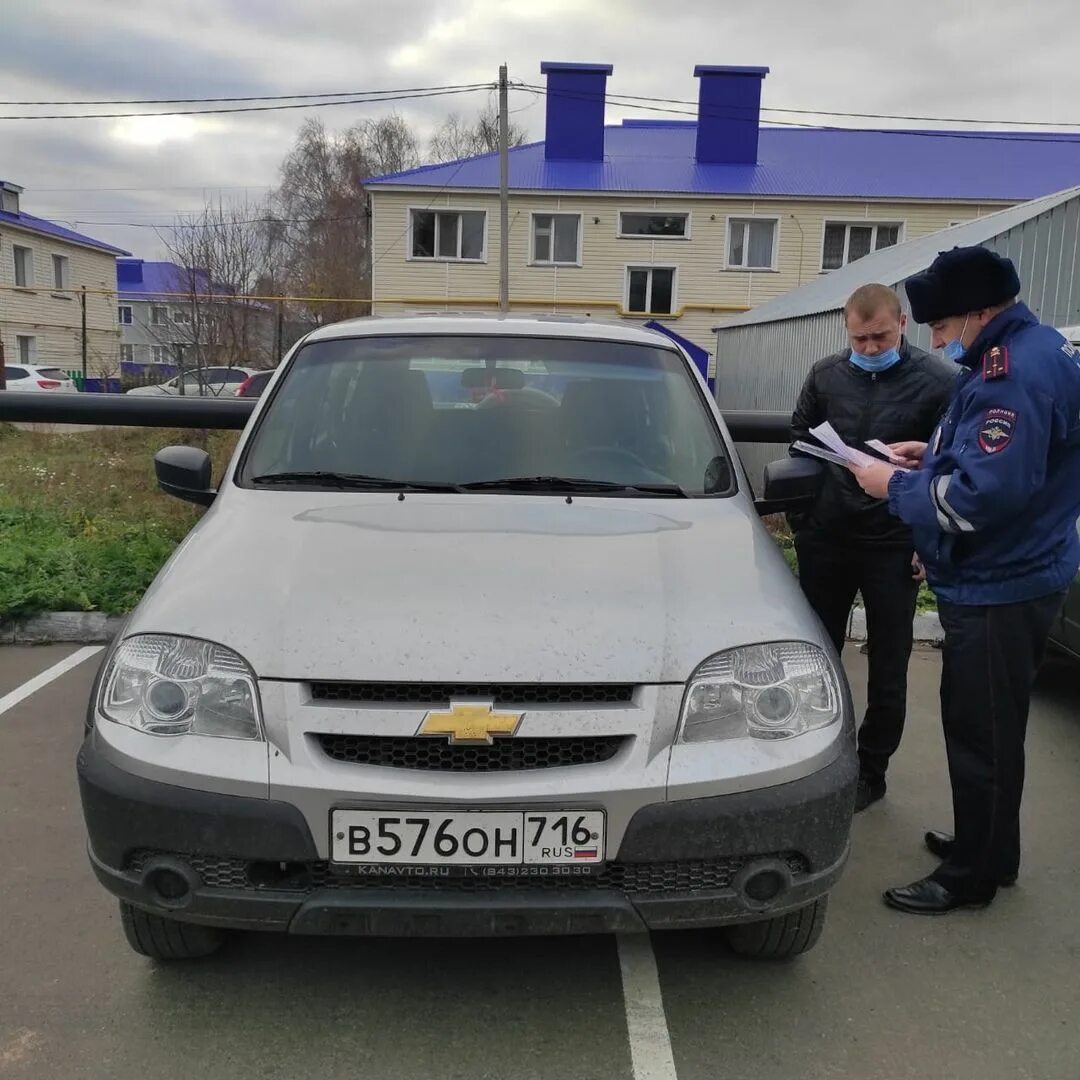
[119,901,226,961]
[725,896,828,960]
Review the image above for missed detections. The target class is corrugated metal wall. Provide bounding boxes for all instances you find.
[715,310,847,493]
[715,194,1080,494]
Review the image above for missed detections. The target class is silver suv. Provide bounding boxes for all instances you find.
[77,316,856,962]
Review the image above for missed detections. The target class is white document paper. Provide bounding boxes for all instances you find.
[808,422,880,469]
[803,422,911,471]
[792,440,854,468]
[865,439,907,465]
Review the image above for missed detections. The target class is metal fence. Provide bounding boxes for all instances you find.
[0,391,793,446]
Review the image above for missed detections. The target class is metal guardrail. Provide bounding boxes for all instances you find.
[0,392,793,443]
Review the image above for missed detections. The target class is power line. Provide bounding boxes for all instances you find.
[516,83,1080,147]
[0,83,490,107]
[0,85,492,120]
[6,77,1080,130]
[552,86,1080,130]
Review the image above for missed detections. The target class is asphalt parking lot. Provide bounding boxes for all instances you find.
[1,643,1077,1080]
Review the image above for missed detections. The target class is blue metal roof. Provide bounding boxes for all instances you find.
[117,259,213,300]
[0,208,130,256]
[367,122,1080,202]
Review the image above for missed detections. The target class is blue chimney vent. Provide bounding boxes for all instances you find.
[693,65,769,165]
[540,62,613,162]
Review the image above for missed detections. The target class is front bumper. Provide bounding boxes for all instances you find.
[77,736,857,936]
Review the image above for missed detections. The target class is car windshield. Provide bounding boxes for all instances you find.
[239,334,733,496]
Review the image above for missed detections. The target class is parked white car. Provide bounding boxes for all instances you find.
[79,315,856,963]
[3,364,78,392]
[126,366,257,397]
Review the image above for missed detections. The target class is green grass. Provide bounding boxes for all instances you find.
[0,424,938,619]
[0,425,239,619]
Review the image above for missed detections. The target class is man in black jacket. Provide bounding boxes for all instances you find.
[790,283,954,812]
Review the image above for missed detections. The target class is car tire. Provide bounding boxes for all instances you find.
[119,901,226,961]
[725,896,828,960]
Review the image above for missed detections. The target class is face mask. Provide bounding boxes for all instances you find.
[942,316,971,363]
[849,332,903,373]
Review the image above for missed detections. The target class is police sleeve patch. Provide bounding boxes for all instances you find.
[978,407,1017,453]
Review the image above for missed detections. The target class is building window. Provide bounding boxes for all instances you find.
[16,335,36,364]
[531,214,581,265]
[120,344,134,364]
[410,209,486,261]
[118,305,133,325]
[618,212,689,238]
[726,219,777,270]
[150,305,168,326]
[172,307,191,324]
[822,222,901,271]
[52,254,70,290]
[625,267,676,315]
[13,245,33,287]
[150,345,167,364]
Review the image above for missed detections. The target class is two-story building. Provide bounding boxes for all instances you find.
[117,258,276,376]
[366,62,1080,377]
[0,180,129,382]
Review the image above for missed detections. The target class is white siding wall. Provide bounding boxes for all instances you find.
[0,223,121,376]
[370,189,1004,366]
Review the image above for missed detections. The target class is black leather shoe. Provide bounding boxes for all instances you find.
[924,830,1017,886]
[853,776,886,813]
[883,876,995,915]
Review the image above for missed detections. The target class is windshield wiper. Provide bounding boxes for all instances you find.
[251,471,461,493]
[460,475,688,497]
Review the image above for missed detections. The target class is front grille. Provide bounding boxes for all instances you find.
[310,682,636,708]
[125,850,809,895]
[314,733,626,772]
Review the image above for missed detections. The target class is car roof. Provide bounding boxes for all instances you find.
[302,313,683,350]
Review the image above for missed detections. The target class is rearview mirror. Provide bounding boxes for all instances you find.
[154,446,216,507]
[754,456,823,516]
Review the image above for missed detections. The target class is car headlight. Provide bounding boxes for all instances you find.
[99,634,262,740]
[680,642,842,742]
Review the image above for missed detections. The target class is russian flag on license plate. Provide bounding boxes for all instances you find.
[573,848,598,859]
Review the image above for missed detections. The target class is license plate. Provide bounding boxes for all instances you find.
[330,809,606,866]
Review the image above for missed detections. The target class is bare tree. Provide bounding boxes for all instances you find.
[160,195,278,392]
[429,104,528,161]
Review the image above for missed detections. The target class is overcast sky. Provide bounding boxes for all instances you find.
[5,0,1080,260]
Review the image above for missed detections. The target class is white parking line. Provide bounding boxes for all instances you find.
[617,932,679,1080]
[0,646,103,718]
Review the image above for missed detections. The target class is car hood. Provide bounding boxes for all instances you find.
[127,491,824,684]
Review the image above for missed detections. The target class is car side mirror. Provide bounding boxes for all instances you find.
[154,446,216,507]
[753,456,824,516]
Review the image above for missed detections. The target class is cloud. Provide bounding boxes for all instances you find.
[2,0,1077,261]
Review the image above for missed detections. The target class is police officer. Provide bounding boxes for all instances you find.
[850,245,1080,915]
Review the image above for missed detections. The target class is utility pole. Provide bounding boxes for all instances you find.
[0,336,6,391]
[80,285,88,384]
[498,63,510,314]
[276,300,284,362]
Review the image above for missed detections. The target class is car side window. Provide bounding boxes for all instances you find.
[6,366,28,379]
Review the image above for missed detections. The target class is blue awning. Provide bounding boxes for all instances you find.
[644,321,714,392]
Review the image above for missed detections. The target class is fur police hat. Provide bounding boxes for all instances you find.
[904,246,1021,324]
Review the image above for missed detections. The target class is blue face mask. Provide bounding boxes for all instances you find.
[849,341,902,373]
[942,316,971,363]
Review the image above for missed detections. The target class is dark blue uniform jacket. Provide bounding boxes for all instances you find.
[887,303,1080,605]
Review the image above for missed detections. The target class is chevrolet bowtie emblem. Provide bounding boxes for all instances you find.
[418,702,524,744]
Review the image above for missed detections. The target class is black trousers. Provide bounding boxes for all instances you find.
[794,536,919,783]
[931,591,1066,897]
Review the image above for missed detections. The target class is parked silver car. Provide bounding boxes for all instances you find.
[125,365,257,397]
[78,316,856,962]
